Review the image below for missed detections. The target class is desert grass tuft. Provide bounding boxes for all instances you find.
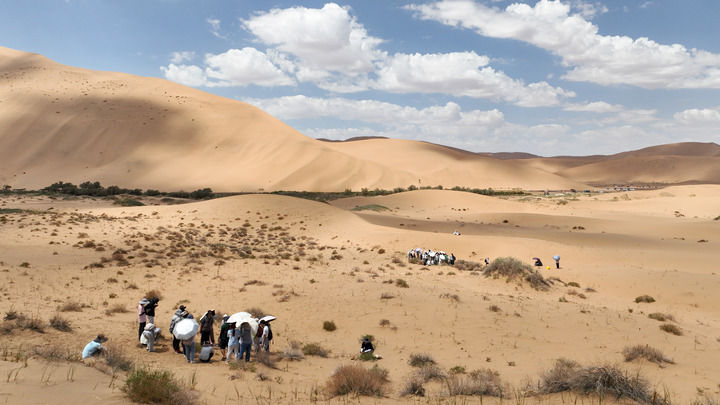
[635,295,655,303]
[648,312,675,322]
[446,368,506,397]
[282,341,304,361]
[323,320,337,332]
[244,307,266,318]
[302,342,329,357]
[123,367,195,405]
[58,301,83,312]
[622,345,674,365]
[144,289,163,300]
[49,314,72,332]
[325,364,389,398]
[659,323,683,336]
[483,257,550,290]
[408,353,436,368]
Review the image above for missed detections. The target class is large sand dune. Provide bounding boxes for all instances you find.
[3,46,719,193]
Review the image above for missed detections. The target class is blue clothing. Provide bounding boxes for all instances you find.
[183,342,196,363]
[82,340,103,359]
[240,342,252,362]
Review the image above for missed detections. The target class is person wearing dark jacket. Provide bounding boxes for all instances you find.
[144,297,159,324]
[218,314,230,360]
[199,309,216,345]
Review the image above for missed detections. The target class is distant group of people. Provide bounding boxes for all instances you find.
[533,255,561,269]
[407,248,456,266]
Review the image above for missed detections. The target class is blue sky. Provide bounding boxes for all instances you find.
[2,0,720,156]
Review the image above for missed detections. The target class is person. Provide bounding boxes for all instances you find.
[360,337,374,353]
[142,323,160,352]
[144,297,159,324]
[253,320,263,353]
[553,255,561,269]
[239,321,253,362]
[82,334,108,359]
[449,253,456,265]
[533,257,543,267]
[182,331,197,363]
[198,342,214,362]
[260,320,272,352]
[226,322,239,364]
[218,314,230,360]
[484,257,490,266]
[169,305,186,354]
[199,309,215,345]
[137,298,149,341]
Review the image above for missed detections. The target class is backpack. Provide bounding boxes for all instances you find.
[267,325,273,341]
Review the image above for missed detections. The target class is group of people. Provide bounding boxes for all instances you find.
[135,297,274,364]
[407,248,456,266]
[533,255,561,269]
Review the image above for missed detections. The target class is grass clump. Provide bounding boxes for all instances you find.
[659,323,683,336]
[105,343,134,372]
[635,295,656,303]
[539,358,658,403]
[49,314,72,332]
[622,345,674,365]
[483,257,550,290]
[58,301,83,312]
[351,204,389,212]
[446,368,506,397]
[323,321,337,332]
[302,342,329,357]
[105,304,129,316]
[325,364,389,398]
[408,353,436,368]
[395,278,409,288]
[244,306,266,318]
[123,367,194,404]
[144,289,163,300]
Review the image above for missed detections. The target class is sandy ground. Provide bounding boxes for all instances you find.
[1,186,718,404]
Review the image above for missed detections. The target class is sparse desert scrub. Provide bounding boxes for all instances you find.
[635,295,656,303]
[302,342,329,357]
[395,278,409,288]
[439,293,460,302]
[399,374,426,397]
[58,301,83,312]
[123,367,195,405]
[483,257,550,290]
[446,368,506,397]
[32,342,78,362]
[380,292,394,300]
[49,314,72,332]
[323,320,337,331]
[488,304,502,312]
[408,353,436,368]
[244,307,266,318]
[282,341,304,361]
[105,343,134,372]
[105,304,129,316]
[659,323,683,336]
[648,312,675,322]
[144,289,163,300]
[622,345,674,365]
[539,358,657,404]
[452,259,485,272]
[325,364,389,398]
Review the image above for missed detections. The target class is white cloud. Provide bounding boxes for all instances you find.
[206,18,226,39]
[569,0,608,19]
[242,2,385,88]
[160,63,207,87]
[407,0,720,89]
[170,51,196,64]
[204,48,295,87]
[674,106,720,125]
[564,101,623,113]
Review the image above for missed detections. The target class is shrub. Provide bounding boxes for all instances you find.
[446,368,506,397]
[567,281,581,288]
[408,353,436,368]
[659,323,683,336]
[323,321,337,331]
[325,364,389,397]
[105,343,134,372]
[648,313,675,322]
[49,314,72,332]
[635,295,655,303]
[399,375,426,397]
[145,289,163,300]
[123,368,193,404]
[59,301,83,312]
[302,343,329,357]
[453,259,484,272]
[395,278,409,288]
[282,341,304,361]
[105,304,129,316]
[358,352,377,361]
[488,305,502,312]
[33,343,78,362]
[622,345,674,365]
[244,307,266,318]
[483,257,550,290]
[18,315,45,333]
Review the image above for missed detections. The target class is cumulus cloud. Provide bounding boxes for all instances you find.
[206,18,226,39]
[569,0,607,19]
[160,63,207,87]
[564,101,623,113]
[407,0,720,89]
[170,51,196,64]
[674,106,720,125]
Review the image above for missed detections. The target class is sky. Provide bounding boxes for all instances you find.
[2,0,720,156]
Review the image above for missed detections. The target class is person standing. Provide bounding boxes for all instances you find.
[218,314,230,360]
[137,298,149,341]
[226,323,239,364]
[144,297,159,324]
[260,320,271,352]
[553,255,561,269]
[254,320,264,353]
[182,331,196,363]
[169,305,186,354]
[199,309,215,345]
[239,322,253,362]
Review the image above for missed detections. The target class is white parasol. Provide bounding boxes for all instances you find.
[172,318,199,340]
[260,315,276,323]
[227,312,259,336]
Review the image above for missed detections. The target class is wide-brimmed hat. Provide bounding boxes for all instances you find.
[96,334,108,342]
[222,314,229,321]
[179,305,186,311]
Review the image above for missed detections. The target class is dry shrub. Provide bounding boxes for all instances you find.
[123,367,196,405]
[446,368,506,397]
[399,375,426,397]
[33,343,78,362]
[323,321,337,331]
[539,359,654,404]
[49,314,72,332]
[483,257,550,290]
[622,345,674,365]
[380,292,395,300]
[105,304,129,316]
[244,307,266,318]
[395,278,409,288]
[256,352,278,369]
[145,289,163,300]
[648,313,675,322]
[453,259,484,272]
[488,304,502,312]
[325,364,389,398]
[105,343,134,372]
[408,353,436,368]
[282,341,304,361]
[18,315,45,333]
[635,295,655,303]
[302,342,329,357]
[659,323,683,336]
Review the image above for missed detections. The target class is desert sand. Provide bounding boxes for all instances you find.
[1,45,720,404]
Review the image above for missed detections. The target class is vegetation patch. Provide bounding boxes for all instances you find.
[635,295,656,303]
[408,353,436,368]
[622,345,674,365]
[302,342,329,357]
[483,257,550,290]
[123,367,195,405]
[351,204,390,212]
[49,314,72,332]
[325,364,389,398]
[446,368,507,397]
[323,321,337,332]
[659,323,683,336]
[648,313,675,322]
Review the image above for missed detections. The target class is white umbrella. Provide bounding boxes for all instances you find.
[172,318,199,340]
[260,315,276,323]
[227,312,259,336]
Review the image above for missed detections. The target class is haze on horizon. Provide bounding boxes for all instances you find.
[2,0,720,156]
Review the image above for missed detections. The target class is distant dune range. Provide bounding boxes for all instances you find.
[2,46,719,191]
